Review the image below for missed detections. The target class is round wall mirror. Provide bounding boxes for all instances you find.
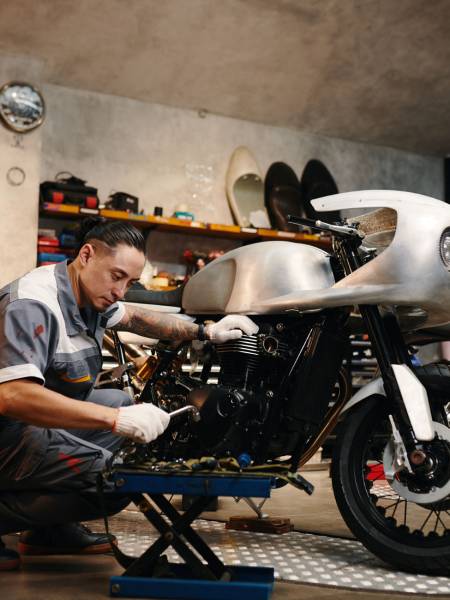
[0,81,45,133]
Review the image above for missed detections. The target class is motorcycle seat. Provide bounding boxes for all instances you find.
[124,282,184,308]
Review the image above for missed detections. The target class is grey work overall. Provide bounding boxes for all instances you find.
[0,261,131,535]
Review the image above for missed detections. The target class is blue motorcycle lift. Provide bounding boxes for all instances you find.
[108,471,276,600]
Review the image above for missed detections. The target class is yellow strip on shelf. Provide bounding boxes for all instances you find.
[100,208,131,220]
[43,202,80,215]
[257,228,279,238]
[208,223,242,234]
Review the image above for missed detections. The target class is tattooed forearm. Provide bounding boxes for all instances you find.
[112,306,199,341]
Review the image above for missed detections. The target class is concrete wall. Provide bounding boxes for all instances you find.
[0,73,443,282]
[41,84,443,229]
[0,55,43,286]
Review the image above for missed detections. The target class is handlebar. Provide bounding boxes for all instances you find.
[287,215,365,240]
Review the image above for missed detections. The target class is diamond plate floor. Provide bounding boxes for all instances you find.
[3,471,449,599]
[110,518,450,596]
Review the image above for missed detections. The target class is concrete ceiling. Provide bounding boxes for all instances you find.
[0,0,449,156]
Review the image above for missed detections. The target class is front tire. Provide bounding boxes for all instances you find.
[332,395,450,575]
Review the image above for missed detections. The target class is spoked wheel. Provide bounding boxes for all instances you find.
[332,395,450,574]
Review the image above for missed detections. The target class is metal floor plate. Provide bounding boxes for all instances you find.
[112,519,450,596]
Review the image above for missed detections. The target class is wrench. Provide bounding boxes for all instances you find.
[168,405,201,422]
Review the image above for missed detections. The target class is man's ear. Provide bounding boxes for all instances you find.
[78,243,96,266]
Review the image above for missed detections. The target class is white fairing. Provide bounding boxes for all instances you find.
[391,364,434,441]
[343,377,386,413]
[182,241,335,314]
[256,190,450,329]
[342,366,434,442]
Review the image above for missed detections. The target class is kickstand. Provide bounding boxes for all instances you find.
[227,496,292,534]
[242,497,269,519]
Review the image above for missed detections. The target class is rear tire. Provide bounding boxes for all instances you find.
[332,395,450,575]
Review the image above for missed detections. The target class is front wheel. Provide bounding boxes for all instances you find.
[332,395,450,575]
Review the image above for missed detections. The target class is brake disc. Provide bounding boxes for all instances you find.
[383,421,450,504]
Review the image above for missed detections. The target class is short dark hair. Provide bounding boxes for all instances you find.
[75,217,145,255]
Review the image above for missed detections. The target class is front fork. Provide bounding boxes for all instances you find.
[335,238,434,470]
[360,306,434,466]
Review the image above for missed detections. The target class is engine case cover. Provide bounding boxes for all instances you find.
[182,241,335,314]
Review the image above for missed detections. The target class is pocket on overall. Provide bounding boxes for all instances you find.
[0,425,49,488]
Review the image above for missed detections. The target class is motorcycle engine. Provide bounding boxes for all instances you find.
[216,331,290,389]
[150,325,293,459]
[188,331,290,455]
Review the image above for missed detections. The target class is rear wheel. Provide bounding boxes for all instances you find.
[332,395,450,574]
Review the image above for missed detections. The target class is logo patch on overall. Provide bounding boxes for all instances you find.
[60,372,92,383]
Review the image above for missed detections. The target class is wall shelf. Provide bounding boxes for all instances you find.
[40,203,332,250]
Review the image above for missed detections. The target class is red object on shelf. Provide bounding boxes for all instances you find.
[85,196,98,209]
[37,245,76,256]
[37,236,59,247]
[51,191,64,204]
[38,245,61,254]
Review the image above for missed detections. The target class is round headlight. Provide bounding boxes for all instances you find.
[440,228,450,270]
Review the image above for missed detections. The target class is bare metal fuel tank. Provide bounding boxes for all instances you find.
[182,241,335,314]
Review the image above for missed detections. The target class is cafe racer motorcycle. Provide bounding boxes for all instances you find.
[107,190,450,575]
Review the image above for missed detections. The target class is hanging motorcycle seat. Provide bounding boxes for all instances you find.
[300,159,340,222]
[225,146,270,228]
[264,162,306,232]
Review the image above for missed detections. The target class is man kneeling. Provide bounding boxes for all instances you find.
[0,218,258,570]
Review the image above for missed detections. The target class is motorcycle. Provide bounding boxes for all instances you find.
[106,190,450,576]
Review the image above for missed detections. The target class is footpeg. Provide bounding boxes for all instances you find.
[287,471,314,495]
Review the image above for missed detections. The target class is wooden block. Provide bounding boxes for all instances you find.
[226,515,293,534]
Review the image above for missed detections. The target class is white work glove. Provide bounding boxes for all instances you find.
[113,403,170,443]
[206,315,259,344]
